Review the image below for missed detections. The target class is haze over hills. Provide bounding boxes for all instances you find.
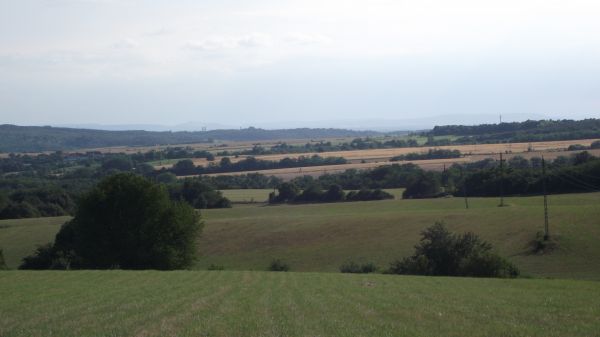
[56,113,547,132]
[3,117,599,153]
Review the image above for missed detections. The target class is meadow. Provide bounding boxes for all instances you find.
[0,216,70,269]
[2,192,600,280]
[1,270,599,337]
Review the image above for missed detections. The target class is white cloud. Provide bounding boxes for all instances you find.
[283,33,332,46]
[112,38,139,49]
[184,33,273,52]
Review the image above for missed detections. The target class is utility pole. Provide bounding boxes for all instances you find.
[461,166,469,209]
[542,156,550,240]
[499,153,505,207]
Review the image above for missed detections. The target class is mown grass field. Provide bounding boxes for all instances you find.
[3,193,599,280]
[197,192,600,279]
[1,270,599,337]
[0,216,70,269]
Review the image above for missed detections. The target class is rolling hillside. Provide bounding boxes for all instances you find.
[2,193,600,279]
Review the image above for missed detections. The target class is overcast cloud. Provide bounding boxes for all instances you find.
[0,0,599,128]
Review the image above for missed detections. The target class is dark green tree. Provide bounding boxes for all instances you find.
[269,182,299,203]
[41,173,202,270]
[402,171,442,199]
[322,184,345,202]
[101,156,133,171]
[388,222,519,278]
[172,159,197,176]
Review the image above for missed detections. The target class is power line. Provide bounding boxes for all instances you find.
[499,153,505,207]
[460,166,469,209]
[542,156,549,240]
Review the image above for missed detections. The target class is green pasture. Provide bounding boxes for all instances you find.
[2,193,600,279]
[0,271,598,337]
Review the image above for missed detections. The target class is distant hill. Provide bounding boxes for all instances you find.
[428,118,600,143]
[0,125,379,153]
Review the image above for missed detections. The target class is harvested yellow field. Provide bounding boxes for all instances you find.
[177,148,600,181]
[163,138,600,169]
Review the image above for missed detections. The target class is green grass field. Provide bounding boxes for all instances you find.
[1,270,599,337]
[197,192,600,279]
[220,189,274,203]
[0,216,70,269]
[3,193,599,279]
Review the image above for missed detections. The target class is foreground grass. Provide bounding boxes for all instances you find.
[0,270,598,337]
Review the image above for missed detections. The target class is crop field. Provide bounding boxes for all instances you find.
[220,189,274,203]
[196,148,600,180]
[1,270,599,337]
[165,139,600,180]
[3,193,600,280]
[10,136,362,159]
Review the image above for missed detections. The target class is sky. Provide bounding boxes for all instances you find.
[1,0,599,129]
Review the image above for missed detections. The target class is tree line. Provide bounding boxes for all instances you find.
[268,183,394,204]
[427,119,600,144]
[168,155,348,176]
[390,149,461,161]
[216,137,419,157]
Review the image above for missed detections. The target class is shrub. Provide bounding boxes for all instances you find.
[388,222,519,278]
[269,259,290,272]
[19,243,67,270]
[346,189,393,202]
[207,264,225,271]
[340,261,377,273]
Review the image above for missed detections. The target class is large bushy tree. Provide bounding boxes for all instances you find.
[22,173,202,270]
[389,222,519,278]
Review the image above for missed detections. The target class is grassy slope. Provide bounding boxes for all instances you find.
[0,216,69,268]
[198,193,600,279]
[1,193,599,279]
[1,271,599,337]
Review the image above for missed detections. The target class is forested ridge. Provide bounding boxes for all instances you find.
[428,118,600,143]
[0,125,378,152]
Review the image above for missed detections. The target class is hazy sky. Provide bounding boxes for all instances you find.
[1,0,599,128]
